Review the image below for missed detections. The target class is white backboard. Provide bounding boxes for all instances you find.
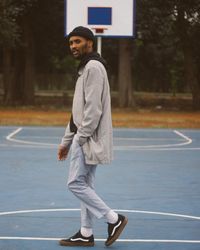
[65,0,136,37]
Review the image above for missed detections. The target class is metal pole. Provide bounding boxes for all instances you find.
[97,36,102,55]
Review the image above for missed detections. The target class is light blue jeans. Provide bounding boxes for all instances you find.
[67,135,111,228]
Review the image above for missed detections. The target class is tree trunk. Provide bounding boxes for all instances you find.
[118,38,136,108]
[184,48,200,109]
[3,47,25,105]
[2,47,14,105]
[3,16,35,106]
[23,20,35,105]
[13,47,25,105]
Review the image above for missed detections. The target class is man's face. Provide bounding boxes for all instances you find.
[69,36,93,59]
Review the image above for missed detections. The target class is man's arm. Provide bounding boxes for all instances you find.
[58,123,74,161]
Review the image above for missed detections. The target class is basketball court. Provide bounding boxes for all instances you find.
[0,126,200,250]
[0,1,199,249]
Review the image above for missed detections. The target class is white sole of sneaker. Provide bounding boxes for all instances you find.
[59,240,94,247]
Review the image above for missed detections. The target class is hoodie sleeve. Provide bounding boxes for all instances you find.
[76,65,103,145]
[60,123,75,148]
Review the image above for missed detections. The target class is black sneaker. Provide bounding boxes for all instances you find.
[59,230,94,247]
[105,214,128,246]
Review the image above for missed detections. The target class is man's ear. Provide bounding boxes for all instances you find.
[87,40,94,50]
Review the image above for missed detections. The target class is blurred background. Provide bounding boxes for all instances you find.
[0,0,200,116]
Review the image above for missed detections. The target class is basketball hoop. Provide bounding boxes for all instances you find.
[92,27,107,35]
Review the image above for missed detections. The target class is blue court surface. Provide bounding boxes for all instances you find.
[0,126,200,250]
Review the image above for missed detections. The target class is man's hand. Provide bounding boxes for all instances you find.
[57,145,69,161]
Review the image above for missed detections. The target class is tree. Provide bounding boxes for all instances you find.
[118,38,136,108]
[1,0,199,109]
[137,0,200,109]
[0,0,20,46]
[0,0,20,104]
[1,0,66,105]
[1,0,37,105]
[175,0,200,109]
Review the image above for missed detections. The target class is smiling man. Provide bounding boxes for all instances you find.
[58,26,128,247]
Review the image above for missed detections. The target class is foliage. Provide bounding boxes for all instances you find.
[0,0,200,108]
[135,0,200,95]
[0,0,37,46]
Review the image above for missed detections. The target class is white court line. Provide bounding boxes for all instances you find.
[0,208,200,244]
[174,130,192,145]
[0,237,199,243]
[6,127,22,140]
[1,143,200,151]
[18,136,60,139]
[6,128,57,148]
[115,130,193,150]
[114,130,192,149]
[4,128,197,150]
[0,144,56,149]
[114,138,185,141]
[0,208,200,220]
[114,147,200,151]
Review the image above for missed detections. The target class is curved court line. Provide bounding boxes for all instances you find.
[114,138,185,141]
[114,146,200,151]
[6,128,57,148]
[115,209,200,220]
[1,143,200,151]
[5,128,196,150]
[0,144,56,149]
[115,130,192,149]
[2,127,200,151]
[6,127,22,140]
[0,208,200,220]
[174,130,192,145]
[0,208,199,244]
[0,237,199,243]
[115,130,194,150]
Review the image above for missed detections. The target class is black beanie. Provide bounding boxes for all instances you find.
[68,26,95,43]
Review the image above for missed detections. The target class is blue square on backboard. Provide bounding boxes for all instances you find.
[88,7,112,25]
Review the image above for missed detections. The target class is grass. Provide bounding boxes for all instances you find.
[0,107,200,128]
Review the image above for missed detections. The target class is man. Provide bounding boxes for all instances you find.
[58,26,128,247]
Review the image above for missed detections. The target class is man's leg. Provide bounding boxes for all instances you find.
[59,136,127,247]
[67,137,111,219]
[59,139,99,247]
[80,165,96,236]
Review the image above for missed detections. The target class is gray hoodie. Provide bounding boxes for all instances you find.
[61,60,113,165]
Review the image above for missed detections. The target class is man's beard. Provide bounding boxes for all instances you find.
[72,44,88,60]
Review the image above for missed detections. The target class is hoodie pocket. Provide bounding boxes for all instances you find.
[83,137,105,163]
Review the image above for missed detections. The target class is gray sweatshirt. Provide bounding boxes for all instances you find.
[61,60,113,165]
